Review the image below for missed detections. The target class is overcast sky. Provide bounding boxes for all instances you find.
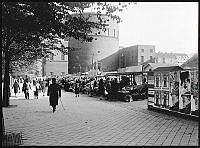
[117,2,198,54]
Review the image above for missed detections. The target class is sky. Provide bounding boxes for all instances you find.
[117,2,198,54]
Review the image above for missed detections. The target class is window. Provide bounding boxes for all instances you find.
[61,52,65,60]
[150,49,153,53]
[141,49,144,53]
[141,56,144,63]
[114,29,115,37]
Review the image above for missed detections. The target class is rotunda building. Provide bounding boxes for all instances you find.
[68,12,119,74]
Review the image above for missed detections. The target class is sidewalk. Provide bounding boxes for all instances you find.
[3,90,199,146]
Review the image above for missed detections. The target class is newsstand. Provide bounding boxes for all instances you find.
[147,66,199,120]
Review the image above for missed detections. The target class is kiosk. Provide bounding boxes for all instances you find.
[147,66,199,118]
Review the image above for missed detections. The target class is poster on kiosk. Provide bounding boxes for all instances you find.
[169,71,180,111]
[190,70,199,116]
[179,70,191,114]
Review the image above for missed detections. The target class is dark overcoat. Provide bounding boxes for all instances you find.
[47,83,61,107]
[74,83,80,94]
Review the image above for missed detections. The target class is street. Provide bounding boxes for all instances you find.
[3,89,199,146]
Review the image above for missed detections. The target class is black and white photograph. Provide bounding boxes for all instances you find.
[1,2,198,146]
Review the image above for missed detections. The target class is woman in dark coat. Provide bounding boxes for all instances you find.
[47,78,61,112]
[98,78,105,100]
[12,80,20,97]
[74,81,80,97]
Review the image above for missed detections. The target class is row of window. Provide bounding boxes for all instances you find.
[140,56,153,63]
[140,49,154,53]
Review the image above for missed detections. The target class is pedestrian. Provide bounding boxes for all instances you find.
[33,81,41,99]
[41,79,47,96]
[12,80,20,97]
[47,78,61,112]
[98,78,105,100]
[22,79,31,99]
[74,81,80,97]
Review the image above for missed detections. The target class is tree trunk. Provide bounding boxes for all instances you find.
[0,48,4,146]
[2,28,11,107]
[2,51,10,107]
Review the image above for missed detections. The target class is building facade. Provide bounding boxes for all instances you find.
[42,41,68,77]
[68,12,119,74]
[43,50,68,77]
[100,50,119,72]
[118,45,156,68]
[155,52,189,66]
[100,45,156,72]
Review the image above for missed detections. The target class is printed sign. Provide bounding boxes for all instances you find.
[169,71,179,111]
[161,91,169,108]
[179,70,191,114]
[190,70,199,116]
[154,90,161,106]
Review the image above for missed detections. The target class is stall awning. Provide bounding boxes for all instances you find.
[125,65,143,73]
[118,65,143,74]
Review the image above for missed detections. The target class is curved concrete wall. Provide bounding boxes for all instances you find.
[68,13,119,74]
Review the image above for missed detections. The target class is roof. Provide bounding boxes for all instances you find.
[153,66,183,72]
[181,53,198,69]
[126,65,142,73]
[143,63,177,71]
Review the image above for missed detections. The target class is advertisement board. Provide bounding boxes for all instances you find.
[161,90,169,108]
[154,90,161,106]
[179,70,191,114]
[169,71,179,111]
[190,70,199,116]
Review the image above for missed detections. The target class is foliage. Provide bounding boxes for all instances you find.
[2,2,134,72]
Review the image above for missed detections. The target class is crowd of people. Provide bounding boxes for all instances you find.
[11,75,148,112]
[58,76,148,101]
[11,78,50,99]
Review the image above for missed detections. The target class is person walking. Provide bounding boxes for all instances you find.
[98,78,105,100]
[74,80,80,97]
[47,78,61,113]
[12,80,20,97]
[33,81,41,99]
[22,79,31,99]
[40,79,47,96]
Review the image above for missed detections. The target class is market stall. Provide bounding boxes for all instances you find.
[147,66,199,117]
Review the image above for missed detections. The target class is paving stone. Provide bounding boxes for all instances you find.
[3,90,199,146]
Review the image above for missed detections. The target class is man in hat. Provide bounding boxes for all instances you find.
[47,78,61,112]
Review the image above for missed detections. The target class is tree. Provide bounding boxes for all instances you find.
[1,2,134,139]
